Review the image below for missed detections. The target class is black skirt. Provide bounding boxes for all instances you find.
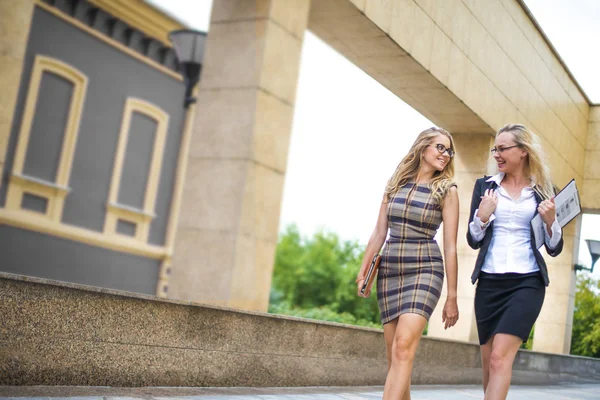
[474,272,545,345]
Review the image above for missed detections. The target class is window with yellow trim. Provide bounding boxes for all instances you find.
[6,55,88,221]
[104,97,169,242]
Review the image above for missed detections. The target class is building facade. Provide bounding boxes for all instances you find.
[0,0,195,297]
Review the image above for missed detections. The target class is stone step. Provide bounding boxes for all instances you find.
[1,385,600,399]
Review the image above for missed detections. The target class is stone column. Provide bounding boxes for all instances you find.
[0,0,36,191]
[427,132,494,343]
[169,0,311,311]
[583,107,600,209]
[532,221,577,354]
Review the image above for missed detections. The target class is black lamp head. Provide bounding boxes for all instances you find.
[169,29,207,108]
[586,239,600,273]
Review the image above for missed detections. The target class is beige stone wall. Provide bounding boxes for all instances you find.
[308,0,491,135]
[169,0,311,311]
[427,135,578,354]
[310,0,589,188]
[533,219,578,353]
[428,133,494,343]
[352,0,589,189]
[334,0,586,355]
[0,0,36,192]
[583,107,600,209]
[4,272,600,386]
[164,0,590,353]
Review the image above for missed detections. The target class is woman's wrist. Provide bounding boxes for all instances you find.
[477,213,489,223]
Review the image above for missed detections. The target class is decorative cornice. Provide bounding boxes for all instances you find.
[87,0,186,45]
[38,0,184,76]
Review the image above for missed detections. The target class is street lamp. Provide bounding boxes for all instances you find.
[169,29,207,108]
[574,239,600,273]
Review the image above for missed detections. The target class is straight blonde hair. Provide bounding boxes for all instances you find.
[385,127,456,206]
[497,123,554,199]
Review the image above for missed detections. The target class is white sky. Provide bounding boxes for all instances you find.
[523,0,600,102]
[148,0,600,276]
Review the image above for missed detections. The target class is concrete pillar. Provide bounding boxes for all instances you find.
[169,0,311,311]
[532,107,600,354]
[532,220,577,354]
[428,132,577,354]
[0,0,36,191]
[427,132,494,343]
[583,107,600,210]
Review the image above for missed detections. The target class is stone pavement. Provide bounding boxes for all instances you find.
[1,385,600,399]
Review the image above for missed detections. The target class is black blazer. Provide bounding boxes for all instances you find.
[466,176,564,286]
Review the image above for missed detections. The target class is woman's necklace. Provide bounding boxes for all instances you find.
[503,184,527,201]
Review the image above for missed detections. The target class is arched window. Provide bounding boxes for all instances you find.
[104,97,169,242]
[6,55,88,220]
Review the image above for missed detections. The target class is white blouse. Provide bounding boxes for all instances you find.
[469,173,562,274]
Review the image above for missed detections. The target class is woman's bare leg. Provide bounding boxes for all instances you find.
[483,334,522,400]
[382,313,427,400]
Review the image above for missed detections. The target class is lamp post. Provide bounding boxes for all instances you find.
[169,29,207,108]
[158,30,207,297]
[574,239,600,273]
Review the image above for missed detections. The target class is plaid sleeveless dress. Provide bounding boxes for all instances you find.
[376,182,448,324]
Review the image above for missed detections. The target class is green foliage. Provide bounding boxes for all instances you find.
[570,274,600,358]
[269,302,381,329]
[521,326,534,350]
[269,224,381,329]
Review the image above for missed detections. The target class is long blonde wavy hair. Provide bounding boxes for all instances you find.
[496,123,554,200]
[385,127,456,206]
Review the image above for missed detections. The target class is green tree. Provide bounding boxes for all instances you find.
[570,274,600,358]
[270,224,380,327]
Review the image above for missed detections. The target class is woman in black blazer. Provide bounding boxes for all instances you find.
[467,124,563,400]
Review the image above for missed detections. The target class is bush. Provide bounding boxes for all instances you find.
[269,224,381,328]
[570,274,600,358]
[269,302,381,329]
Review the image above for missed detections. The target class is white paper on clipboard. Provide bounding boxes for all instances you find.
[531,179,581,249]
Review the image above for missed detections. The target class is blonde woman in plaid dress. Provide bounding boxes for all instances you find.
[356,127,460,400]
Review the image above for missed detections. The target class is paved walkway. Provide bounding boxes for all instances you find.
[1,385,600,399]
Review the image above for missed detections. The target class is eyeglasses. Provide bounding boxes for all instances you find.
[490,145,519,155]
[433,143,455,158]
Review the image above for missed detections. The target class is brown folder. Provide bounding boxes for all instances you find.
[360,253,381,296]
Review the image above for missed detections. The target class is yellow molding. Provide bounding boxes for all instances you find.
[7,55,87,222]
[105,202,153,242]
[0,209,167,260]
[105,97,169,243]
[35,1,183,82]
[163,99,196,252]
[143,102,169,215]
[156,259,171,298]
[108,202,155,218]
[87,0,186,46]
[156,89,198,296]
[12,55,88,181]
[6,174,69,221]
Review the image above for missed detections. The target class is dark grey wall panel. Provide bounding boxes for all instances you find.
[0,5,187,293]
[23,72,72,182]
[21,193,48,214]
[116,219,137,237]
[0,225,159,294]
[1,5,185,245]
[118,112,155,210]
[148,113,184,246]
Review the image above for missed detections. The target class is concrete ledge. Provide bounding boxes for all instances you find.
[1,272,599,386]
